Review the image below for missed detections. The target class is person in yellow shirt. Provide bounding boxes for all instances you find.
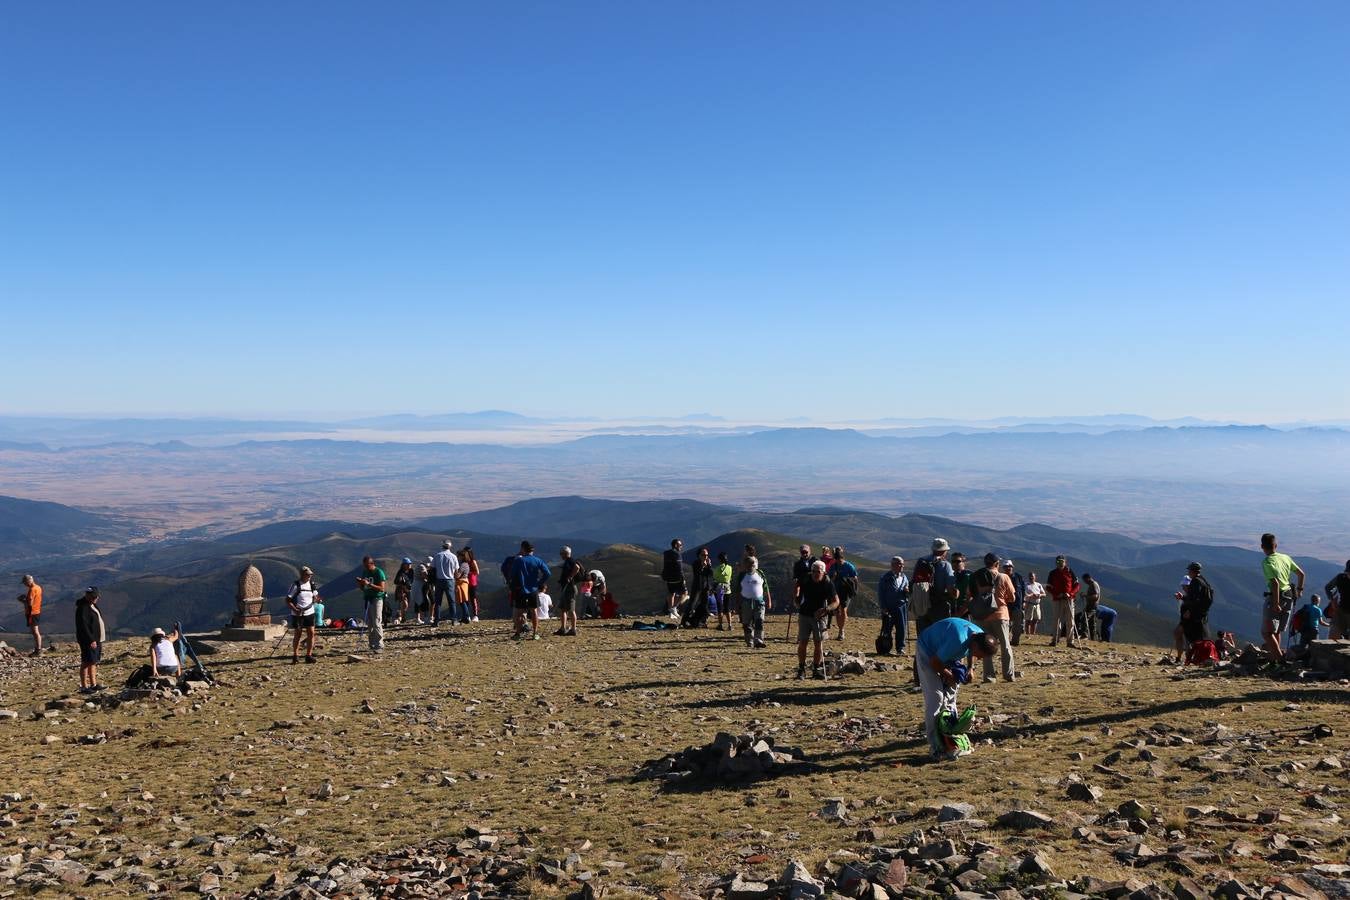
[18,575,42,657]
[1260,532,1305,664]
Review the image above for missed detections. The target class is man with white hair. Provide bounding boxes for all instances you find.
[432,540,457,626]
[555,546,584,636]
[794,560,838,679]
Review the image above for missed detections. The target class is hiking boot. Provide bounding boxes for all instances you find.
[745,639,753,648]
[982,676,996,684]
[512,631,523,641]
[531,631,540,641]
[753,640,767,649]
[305,656,317,664]
[291,656,300,665]
[812,666,826,680]
[554,628,568,636]
[795,667,806,680]
[565,628,578,636]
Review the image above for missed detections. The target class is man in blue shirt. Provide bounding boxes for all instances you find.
[876,556,910,655]
[1096,605,1118,642]
[917,617,996,760]
[829,546,860,641]
[506,540,552,641]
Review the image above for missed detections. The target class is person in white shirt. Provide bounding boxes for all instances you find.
[150,626,181,678]
[537,589,553,620]
[287,565,321,664]
[1023,572,1046,636]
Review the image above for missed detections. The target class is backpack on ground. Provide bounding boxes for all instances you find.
[969,570,999,620]
[1186,639,1219,666]
[875,633,893,656]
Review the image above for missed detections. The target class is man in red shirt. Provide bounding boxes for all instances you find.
[1047,555,1080,649]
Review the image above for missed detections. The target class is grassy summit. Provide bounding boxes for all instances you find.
[2,621,1346,897]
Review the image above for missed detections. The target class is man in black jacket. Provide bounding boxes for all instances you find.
[75,587,106,693]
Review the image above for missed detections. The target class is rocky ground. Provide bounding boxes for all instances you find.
[0,623,1347,898]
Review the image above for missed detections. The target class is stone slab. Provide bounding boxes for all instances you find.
[217,625,287,642]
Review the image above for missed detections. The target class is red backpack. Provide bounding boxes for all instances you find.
[1186,639,1219,666]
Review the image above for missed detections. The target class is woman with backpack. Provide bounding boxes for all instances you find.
[393,558,415,625]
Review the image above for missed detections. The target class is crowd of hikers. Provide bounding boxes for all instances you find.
[22,530,1350,760]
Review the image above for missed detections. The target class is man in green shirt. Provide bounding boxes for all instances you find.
[1260,533,1305,663]
[357,555,387,653]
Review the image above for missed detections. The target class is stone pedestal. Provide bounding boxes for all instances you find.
[230,565,272,628]
[219,624,287,642]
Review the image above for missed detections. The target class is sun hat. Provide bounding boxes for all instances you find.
[931,538,950,553]
[151,627,165,637]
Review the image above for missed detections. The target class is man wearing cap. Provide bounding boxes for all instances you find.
[876,556,909,655]
[432,540,457,626]
[286,566,321,664]
[1047,555,1080,648]
[506,540,551,641]
[917,539,957,633]
[356,556,387,652]
[1002,560,1026,646]
[17,575,42,657]
[1172,562,1213,664]
[970,553,1017,682]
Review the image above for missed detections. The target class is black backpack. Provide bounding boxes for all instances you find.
[969,569,999,620]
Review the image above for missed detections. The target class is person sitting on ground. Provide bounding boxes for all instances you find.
[739,555,768,649]
[537,586,553,620]
[1173,562,1213,664]
[286,565,321,664]
[18,575,43,657]
[150,626,182,678]
[1217,630,1237,658]
[75,587,106,693]
[599,586,620,619]
[794,560,837,679]
[916,617,996,761]
[1291,595,1326,651]
[1324,560,1350,640]
[1096,604,1117,642]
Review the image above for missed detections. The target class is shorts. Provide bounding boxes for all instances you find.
[559,584,578,613]
[665,579,685,595]
[513,591,539,611]
[26,613,40,628]
[837,594,852,611]
[1262,603,1291,636]
[80,643,101,665]
[797,613,826,643]
[1026,603,1042,622]
[292,612,316,629]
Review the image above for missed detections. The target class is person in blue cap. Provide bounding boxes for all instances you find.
[916,616,996,760]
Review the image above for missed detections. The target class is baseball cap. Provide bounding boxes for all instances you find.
[931,538,950,553]
[983,552,1000,566]
[1001,559,1014,569]
[402,557,413,564]
[1187,561,1202,572]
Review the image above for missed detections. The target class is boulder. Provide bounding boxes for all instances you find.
[995,809,1054,830]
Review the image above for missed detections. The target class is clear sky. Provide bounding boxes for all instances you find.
[3,2,1348,421]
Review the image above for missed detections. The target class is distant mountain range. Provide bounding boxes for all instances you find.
[2,494,1337,649]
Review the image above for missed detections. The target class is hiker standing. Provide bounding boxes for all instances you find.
[791,545,817,616]
[1172,562,1213,664]
[464,547,481,621]
[17,575,42,657]
[417,557,435,624]
[739,555,768,648]
[393,558,415,625]
[455,551,473,624]
[662,539,685,619]
[911,538,957,635]
[916,617,996,760]
[1081,573,1102,641]
[432,541,457,626]
[682,547,715,629]
[712,551,735,630]
[794,561,837,679]
[555,547,584,636]
[876,556,909,655]
[286,565,321,664]
[74,587,105,693]
[1260,532,1304,664]
[1047,555,1080,648]
[829,547,859,641]
[1003,560,1026,646]
[356,556,387,652]
[970,553,1017,682]
[507,540,551,640]
[1023,572,1045,637]
[1323,560,1350,640]
[951,553,973,619]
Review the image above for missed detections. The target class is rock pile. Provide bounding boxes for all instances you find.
[822,651,901,678]
[638,731,812,781]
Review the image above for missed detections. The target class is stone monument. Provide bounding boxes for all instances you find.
[220,563,285,641]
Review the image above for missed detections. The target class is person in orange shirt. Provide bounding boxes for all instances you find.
[18,575,42,657]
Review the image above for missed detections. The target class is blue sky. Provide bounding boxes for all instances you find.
[3,2,1348,421]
